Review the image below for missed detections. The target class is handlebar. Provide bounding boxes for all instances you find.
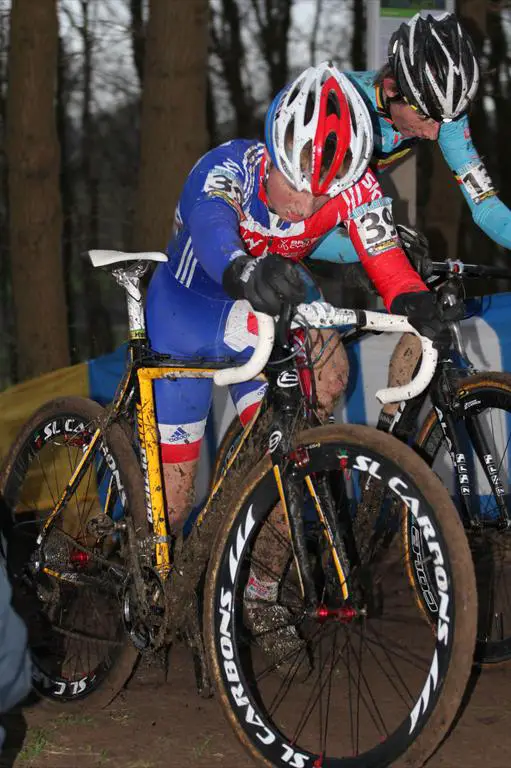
[213,312,275,386]
[432,259,511,280]
[213,301,438,405]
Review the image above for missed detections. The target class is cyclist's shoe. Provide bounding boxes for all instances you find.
[243,599,311,682]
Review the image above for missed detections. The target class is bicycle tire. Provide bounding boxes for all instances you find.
[1,396,146,709]
[415,371,511,664]
[205,424,476,768]
[211,416,245,490]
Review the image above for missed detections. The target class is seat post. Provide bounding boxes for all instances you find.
[112,265,147,341]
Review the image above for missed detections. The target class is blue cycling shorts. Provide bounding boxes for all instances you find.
[146,262,321,463]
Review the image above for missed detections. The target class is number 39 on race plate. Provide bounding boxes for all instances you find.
[353,204,399,257]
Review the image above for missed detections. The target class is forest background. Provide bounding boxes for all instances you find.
[0,0,508,387]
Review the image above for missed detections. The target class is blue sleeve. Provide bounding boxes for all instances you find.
[308,227,361,264]
[0,557,31,715]
[439,117,511,250]
[188,199,246,285]
[180,142,253,284]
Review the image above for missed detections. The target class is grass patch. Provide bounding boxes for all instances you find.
[193,735,213,758]
[17,728,51,762]
[55,713,95,727]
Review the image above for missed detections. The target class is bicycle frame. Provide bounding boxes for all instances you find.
[372,326,511,531]
[39,346,269,582]
[40,262,350,612]
[38,261,263,582]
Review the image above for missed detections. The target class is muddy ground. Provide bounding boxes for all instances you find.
[1,645,511,768]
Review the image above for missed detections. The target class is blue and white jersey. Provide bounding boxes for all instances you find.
[313,70,511,264]
[165,138,425,310]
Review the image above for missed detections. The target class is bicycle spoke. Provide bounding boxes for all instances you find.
[5,406,136,702]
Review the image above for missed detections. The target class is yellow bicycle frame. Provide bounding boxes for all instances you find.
[41,361,264,587]
[40,359,346,601]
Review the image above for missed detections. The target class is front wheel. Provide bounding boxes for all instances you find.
[205,424,476,768]
[415,372,511,663]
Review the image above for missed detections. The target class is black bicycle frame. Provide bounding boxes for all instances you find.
[377,355,511,531]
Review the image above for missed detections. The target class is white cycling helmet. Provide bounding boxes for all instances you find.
[388,12,480,122]
[264,61,373,197]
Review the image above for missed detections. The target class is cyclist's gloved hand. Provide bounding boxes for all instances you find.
[396,224,433,280]
[438,278,466,322]
[222,254,306,316]
[390,291,451,348]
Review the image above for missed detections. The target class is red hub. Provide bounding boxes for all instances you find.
[70,549,90,568]
[316,605,358,623]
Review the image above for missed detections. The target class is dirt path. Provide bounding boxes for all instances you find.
[3,648,511,768]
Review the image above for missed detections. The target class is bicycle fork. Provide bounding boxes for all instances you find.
[266,329,355,621]
[272,457,354,618]
[433,388,511,529]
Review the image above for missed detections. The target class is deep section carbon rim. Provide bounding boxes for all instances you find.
[416,377,511,662]
[5,408,131,702]
[211,438,460,767]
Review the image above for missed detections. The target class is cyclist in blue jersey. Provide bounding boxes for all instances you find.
[146,61,448,667]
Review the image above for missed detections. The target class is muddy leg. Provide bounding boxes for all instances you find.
[381,332,422,418]
[248,330,349,595]
[162,460,199,534]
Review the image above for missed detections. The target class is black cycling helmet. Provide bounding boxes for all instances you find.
[388,12,480,122]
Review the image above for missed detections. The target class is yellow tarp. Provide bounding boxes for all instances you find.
[0,362,90,518]
[0,361,89,464]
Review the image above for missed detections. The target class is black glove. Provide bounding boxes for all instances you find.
[396,224,433,280]
[390,291,451,348]
[222,254,306,316]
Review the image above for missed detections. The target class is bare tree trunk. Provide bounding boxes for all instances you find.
[133,0,209,251]
[419,146,462,260]
[7,0,69,380]
[0,8,15,385]
[458,0,487,51]
[251,0,292,96]
[210,0,254,136]
[130,0,146,86]
[78,0,113,359]
[309,0,324,66]
[206,71,219,147]
[351,0,365,69]
[56,34,77,361]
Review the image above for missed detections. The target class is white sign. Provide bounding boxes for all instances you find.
[366,0,456,70]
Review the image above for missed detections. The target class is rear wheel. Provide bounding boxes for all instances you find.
[205,424,476,767]
[1,397,146,708]
[211,416,244,490]
[415,372,511,663]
